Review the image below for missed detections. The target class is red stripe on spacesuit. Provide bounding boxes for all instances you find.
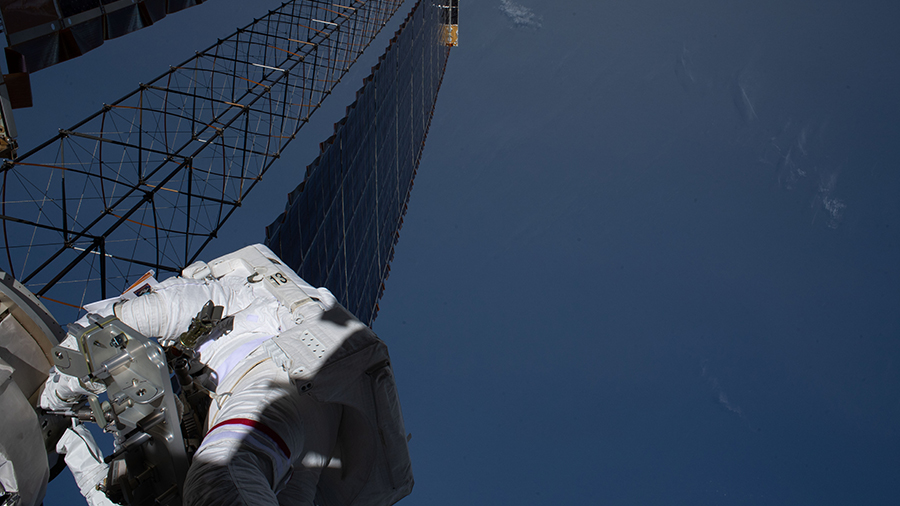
[207,418,291,459]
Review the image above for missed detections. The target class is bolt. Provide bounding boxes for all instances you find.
[110,333,127,348]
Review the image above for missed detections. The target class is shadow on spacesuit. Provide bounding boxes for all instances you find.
[181,311,413,506]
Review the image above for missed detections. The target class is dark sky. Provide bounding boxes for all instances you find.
[23,1,900,505]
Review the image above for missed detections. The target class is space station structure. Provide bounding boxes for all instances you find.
[0,0,408,311]
[0,270,65,506]
[0,0,212,158]
[441,1,458,46]
[0,0,209,74]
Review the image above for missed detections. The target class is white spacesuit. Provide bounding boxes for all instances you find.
[40,245,412,506]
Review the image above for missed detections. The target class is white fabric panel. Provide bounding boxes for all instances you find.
[0,358,49,506]
[0,452,17,500]
[0,315,50,403]
[0,308,53,406]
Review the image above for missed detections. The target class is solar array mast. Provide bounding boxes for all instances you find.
[0,0,407,309]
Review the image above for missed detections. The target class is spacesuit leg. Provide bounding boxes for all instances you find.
[182,359,340,506]
[182,442,280,506]
[275,395,343,506]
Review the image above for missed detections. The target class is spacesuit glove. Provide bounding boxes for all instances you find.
[55,425,116,506]
[39,368,106,411]
[40,333,108,412]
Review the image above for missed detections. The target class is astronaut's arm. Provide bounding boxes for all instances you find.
[114,278,238,345]
[56,424,118,506]
[40,331,107,412]
[40,279,232,411]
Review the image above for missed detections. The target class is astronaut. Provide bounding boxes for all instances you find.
[39,245,409,506]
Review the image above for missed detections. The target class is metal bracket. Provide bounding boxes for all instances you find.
[51,315,189,505]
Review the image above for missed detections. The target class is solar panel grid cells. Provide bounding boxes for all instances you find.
[265,0,451,323]
[322,159,343,285]
[343,110,368,297]
[101,0,158,40]
[371,5,416,322]
[412,21,426,157]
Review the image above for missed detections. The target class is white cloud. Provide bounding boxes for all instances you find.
[764,122,848,229]
[815,172,846,229]
[499,0,543,29]
[717,390,743,416]
[702,363,744,417]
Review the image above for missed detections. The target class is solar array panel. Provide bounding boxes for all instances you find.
[0,0,205,74]
[265,0,452,324]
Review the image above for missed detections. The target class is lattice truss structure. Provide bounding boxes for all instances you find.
[0,0,405,308]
